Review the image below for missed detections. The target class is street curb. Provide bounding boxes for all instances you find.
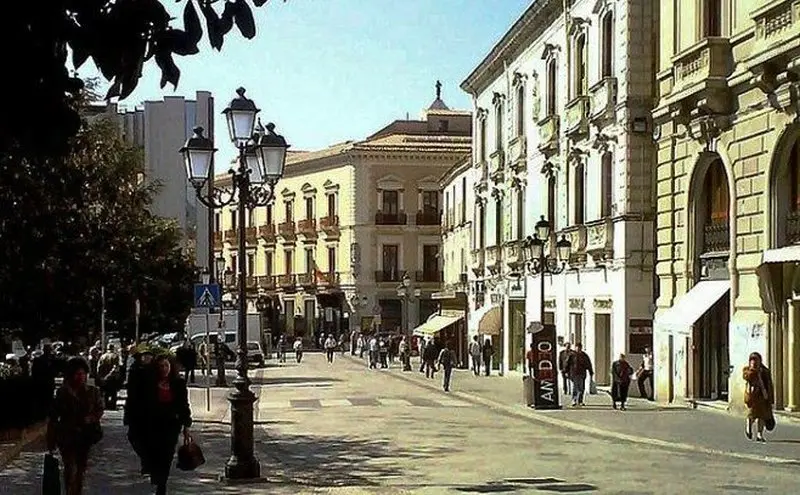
[0,422,48,470]
[352,356,800,467]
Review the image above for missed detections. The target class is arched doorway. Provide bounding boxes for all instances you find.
[691,157,731,401]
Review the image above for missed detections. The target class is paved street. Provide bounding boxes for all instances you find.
[3,353,800,494]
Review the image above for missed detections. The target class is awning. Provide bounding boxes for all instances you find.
[762,245,800,264]
[655,280,729,334]
[412,313,462,337]
[469,305,502,336]
[757,247,800,313]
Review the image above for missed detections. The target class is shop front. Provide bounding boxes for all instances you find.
[469,302,503,372]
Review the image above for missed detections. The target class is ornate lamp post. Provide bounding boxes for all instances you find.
[523,216,572,326]
[180,87,289,480]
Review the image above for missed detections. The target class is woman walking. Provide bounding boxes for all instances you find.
[611,353,634,410]
[46,357,104,495]
[143,355,192,495]
[743,351,774,442]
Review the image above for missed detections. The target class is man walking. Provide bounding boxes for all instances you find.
[565,343,593,407]
[637,347,654,400]
[482,338,494,377]
[437,341,455,392]
[558,342,573,395]
[324,334,337,364]
[468,336,482,376]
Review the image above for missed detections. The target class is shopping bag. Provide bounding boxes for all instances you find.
[42,452,61,495]
[176,436,205,471]
[589,378,598,395]
[765,412,776,432]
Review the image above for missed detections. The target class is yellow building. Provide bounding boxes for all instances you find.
[652,0,800,411]
[214,88,471,344]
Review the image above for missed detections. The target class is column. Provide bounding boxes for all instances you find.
[787,300,800,411]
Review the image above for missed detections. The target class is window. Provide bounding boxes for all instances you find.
[573,163,585,225]
[247,254,255,275]
[305,248,314,273]
[495,102,504,151]
[546,60,557,116]
[265,252,273,276]
[516,83,525,136]
[284,249,293,274]
[382,190,399,214]
[791,140,800,211]
[214,213,221,231]
[327,247,336,273]
[444,191,450,227]
[438,119,449,132]
[266,205,273,225]
[516,189,525,239]
[284,201,293,223]
[461,178,467,223]
[703,0,722,37]
[495,198,503,245]
[247,209,255,227]
[479,119,487,162]
[569,313,584,345]
[547,175,557,229]
[327,194,336,217]
[601,153,614,217]
[478,204,486,249]
[231,255,237,273]
[230,210,237,231]
[705,160,729,223]
[382,245,399,277]
[423,245,440,278]
[575,34,588,96]
[422,190,438,214]
[304,197,314,220]
[601,13,614,77]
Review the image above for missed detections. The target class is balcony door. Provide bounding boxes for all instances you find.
[383,190,399,215]
[422,245,439,281]
[382,245,399,281]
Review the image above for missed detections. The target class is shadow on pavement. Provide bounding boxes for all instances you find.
[250,376,342,387]
[453,477,598,493]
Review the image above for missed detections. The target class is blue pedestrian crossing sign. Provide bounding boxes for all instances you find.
[194,284,221,309]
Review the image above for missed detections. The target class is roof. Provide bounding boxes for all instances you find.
[286,141,354,165]
[439,155,472,186]
[354,134,471,154]
[428,97,450,111]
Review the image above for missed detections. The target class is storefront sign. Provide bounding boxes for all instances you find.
[531,323,560,409]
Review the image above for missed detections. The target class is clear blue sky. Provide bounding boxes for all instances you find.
[80,0,530,160]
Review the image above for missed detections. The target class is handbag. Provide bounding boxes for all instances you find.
[589,378,598,395]
[765,411,776,432]
[176,436,205,471]
[42,452,61,495]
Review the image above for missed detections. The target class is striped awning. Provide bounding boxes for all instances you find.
[412,313,463,337]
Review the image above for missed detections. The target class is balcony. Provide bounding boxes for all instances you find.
[416,210,441,226]
[485,245,502,274]
[537,115,560,155]
[375,269,402,283]
[589,77,617,124]
[702,220,730,253]
[245,226,258,244]
[259,224,277,245]
[747,0,800,69]
[246,276,258,290]
[668,37,733,113]
[561,225,588,265]
[470,249,485,275]
[375,211,407,226]
[298,218,317,240]
[213,231,223,249]
[564,95,590,139]
[224,228,237,243]
[503,242,523,269]
[297,272,315,287]
[415,270,443,283]
[508,136,527,173]
[489,150,505,181]
[585,218,614,263]
[277,274,296,289]
[278,221,296,241]
[318,271,341,288]
[319,215,340,236]
[257,275,276,290]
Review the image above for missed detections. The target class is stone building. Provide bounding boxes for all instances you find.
[652,0,800,411]
[460,0,659,379]
[214,88,471,343]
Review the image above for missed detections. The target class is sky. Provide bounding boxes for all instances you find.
[80,0,530,162]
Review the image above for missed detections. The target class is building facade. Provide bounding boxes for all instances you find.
[652,0,800,411]
[214,91,471,344]
[85,91,215,271]
[440,156,474,292]
[461,0,658,381]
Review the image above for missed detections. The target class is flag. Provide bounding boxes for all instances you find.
[313,260,326,283]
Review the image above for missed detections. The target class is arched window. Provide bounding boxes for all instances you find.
[516,83,525,137]
[600,153,614,217]
[601,13,614,77]
[546,60,557,116]
[701,159,729,253]
[495,102,504,151]
[575,35,588,96]
[479,119,487,163]
[573,162,585,225]
[787,138,800,244]
[547,175,557,229]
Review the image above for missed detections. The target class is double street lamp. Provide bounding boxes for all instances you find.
[522,216,572,325]
[180,87,289,481]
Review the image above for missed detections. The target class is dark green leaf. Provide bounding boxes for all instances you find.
[105,79,122,99]
[155,50,180,89]
[220,1,236,35]
[253,0,268,6]
[200,3,225,50]
[233,0,256,39]
[162,29,199,56]
[183,0,203,44]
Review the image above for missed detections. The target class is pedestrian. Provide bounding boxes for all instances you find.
[525,342,536,376]
[278,336,287,363]
[558,342,572,395]
[482,338,494,377]
[124,348,155,475]
[636,347,654,400]
[46,357,104,495]
[142,355,192,495]
[423,340,438,378]
[437,341,455,392]
[293,337,304,363]
[565,343,594,407]
[418,337,428,373]
[324,334,337,363]
[743,351,774,442]
[97,344,121,410]
[176,340,197,384]
[611,353,634,410]
[399,336,412,371]
[368,335,379,369]
[379,338,389,368]
[469,336,482,376]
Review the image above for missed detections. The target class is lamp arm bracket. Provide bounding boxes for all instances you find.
[246,184,276,208]
[196,184,236,209]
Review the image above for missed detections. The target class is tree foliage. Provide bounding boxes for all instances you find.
[0,118,197,345]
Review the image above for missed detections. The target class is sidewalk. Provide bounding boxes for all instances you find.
[371,356,800,465]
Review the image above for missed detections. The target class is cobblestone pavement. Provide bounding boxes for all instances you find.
[3,353,800,494]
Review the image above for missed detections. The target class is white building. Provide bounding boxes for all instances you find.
[460,0,658,384]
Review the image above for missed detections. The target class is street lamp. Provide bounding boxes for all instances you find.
[180,87,289,481]
[523,216,572,327]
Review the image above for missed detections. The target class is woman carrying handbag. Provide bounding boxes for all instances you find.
[743,351,775,442]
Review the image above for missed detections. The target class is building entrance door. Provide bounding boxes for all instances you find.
[509,301,525,372]
[594,313,612,385]
[693,297,730,401]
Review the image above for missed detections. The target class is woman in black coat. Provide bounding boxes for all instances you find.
[611,353,634,410]
[143,354,192,495]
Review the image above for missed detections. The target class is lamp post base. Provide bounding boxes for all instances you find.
[224,385,261,480]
